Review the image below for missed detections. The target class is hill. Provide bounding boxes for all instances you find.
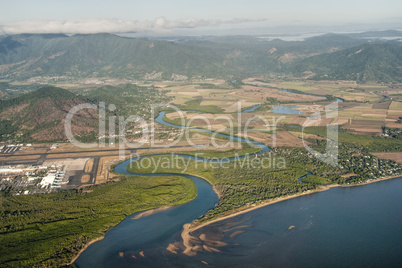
[0,83,170,142]
[0,86,98,142]
[290,43,402,82]
[82,83,170,119]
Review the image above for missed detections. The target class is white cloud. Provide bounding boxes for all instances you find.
[0,17,266,35]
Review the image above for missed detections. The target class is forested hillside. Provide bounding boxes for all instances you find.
[0,31,401,82]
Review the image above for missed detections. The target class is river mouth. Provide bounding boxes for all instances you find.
[75,110,271,267]
[75,107,400,267]
[74,172,219,267]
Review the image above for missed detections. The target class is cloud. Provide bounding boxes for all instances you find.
[0,17,266,35]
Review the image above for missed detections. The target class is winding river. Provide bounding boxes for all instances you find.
[76,87,340,267]
[75,107,273,267]
[75,100,401,267]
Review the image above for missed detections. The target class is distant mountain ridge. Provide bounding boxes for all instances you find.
[0,33,241,80]
[0,31,401,82]
[291,43,402,82]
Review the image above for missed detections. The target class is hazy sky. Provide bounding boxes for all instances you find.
[1,0,401,34]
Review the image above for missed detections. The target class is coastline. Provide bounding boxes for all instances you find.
[69,175,400,263]
[69,205,177,264]
[69,236,104,265]
[181,175,402,251]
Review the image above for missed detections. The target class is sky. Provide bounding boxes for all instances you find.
[0,0,401,35]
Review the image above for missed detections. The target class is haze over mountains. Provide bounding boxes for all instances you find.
[0,30,401,83]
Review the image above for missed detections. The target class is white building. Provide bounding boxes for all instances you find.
[0,167,24,174]
[40,174,56,188]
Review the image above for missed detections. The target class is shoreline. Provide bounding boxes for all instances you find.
[132,206,172,219]
[69,175,400,263]
[68,172,215,264]
[181,175,402,249]
[68,236,104,265]
[69,205,176,264]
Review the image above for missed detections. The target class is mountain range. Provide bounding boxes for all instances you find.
[0,31,401,83]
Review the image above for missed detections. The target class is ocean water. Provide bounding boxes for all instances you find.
[76,178,402,267]
[76,111,399,267]
[191,177,402,268]
[74,174,219,267]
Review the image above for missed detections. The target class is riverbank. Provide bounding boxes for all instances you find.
[69,174,400,263]
[181,175,402,255]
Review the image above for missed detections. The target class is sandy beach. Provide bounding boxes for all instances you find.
[69,206,172,264]
[70,175,401,263]
[180,175,402,255]
[69,236,104,265]
[132,206,172,219]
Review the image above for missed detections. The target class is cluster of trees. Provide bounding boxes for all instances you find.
[382,127,402,140]
[84,84,170,120]
[0,175,196,267]
[0,84,171,143]
[203,166,315,220]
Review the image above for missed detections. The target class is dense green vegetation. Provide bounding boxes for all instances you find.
[0,86,78,111]
[127,150,334,221]
[0,120,18,140]
[382,127,402,140]
[83,83,170,120]
[0,175,196,267]
[1,113,401,267]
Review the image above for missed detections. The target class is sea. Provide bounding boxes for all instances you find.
[76,177,402,267]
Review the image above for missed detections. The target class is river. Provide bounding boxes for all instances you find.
[75,107,399,267]
[75,109,270,267]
